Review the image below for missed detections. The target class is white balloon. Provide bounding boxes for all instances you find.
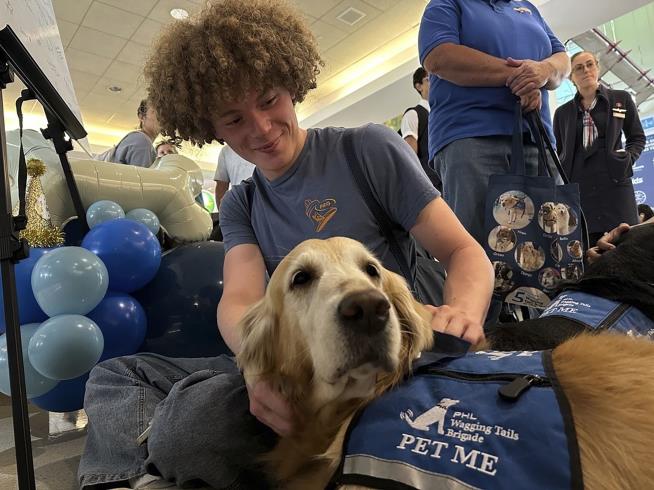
[43,156,212,243]
[6,129,212,243]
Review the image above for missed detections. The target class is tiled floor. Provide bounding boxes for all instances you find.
[0,394,86,489]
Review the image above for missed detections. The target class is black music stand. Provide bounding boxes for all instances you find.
[0,25,89,490]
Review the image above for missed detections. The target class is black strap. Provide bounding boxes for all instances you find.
[510,102,527,175]
[414,104,429,141]
[14,93,31,231]
[510,102,547,177]
[527,110,569,183]
[342,133,415,293]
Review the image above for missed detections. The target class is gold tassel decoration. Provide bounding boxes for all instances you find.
[19,158,65,248]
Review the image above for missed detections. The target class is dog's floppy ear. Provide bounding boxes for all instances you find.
[381,269,433,375]
[236,298,281,382]
[236,297,311,402]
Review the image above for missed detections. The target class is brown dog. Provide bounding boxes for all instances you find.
[237,237,654,490]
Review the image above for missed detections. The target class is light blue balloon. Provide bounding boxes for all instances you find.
[125,208,160,235]
[86,200,125,229]
[0,324,59,398]
[31,246,109,317]
[28,315,104,380]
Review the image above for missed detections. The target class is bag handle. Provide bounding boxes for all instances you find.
[526,111,569,183]
[510,101,550,177]
[510,101,527,175]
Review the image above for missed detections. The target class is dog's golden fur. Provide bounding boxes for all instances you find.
[237,237,654,490]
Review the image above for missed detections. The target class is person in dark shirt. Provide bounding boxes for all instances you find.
[554,51,646,244]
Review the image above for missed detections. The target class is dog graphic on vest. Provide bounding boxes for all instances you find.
[400,398,459,434]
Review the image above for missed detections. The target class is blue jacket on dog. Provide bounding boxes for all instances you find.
[539,291,654,338]
[331,351,582,490]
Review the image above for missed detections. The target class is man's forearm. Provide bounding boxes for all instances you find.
[215,181,229,207]
[404,135,419,154]
[442,244,494,325]
[424,43,515,87]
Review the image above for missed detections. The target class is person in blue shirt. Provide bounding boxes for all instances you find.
[418,0,570,246]
[418,0,570,323]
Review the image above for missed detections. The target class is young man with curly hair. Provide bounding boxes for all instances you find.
[78,1,494,488]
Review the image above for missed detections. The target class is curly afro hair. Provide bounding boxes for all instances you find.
[144,0,323,146]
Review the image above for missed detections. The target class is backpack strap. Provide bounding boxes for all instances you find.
[342,132,416,293]
[414,104,429,142]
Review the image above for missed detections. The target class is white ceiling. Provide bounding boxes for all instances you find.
[49,0,429,136]
[309,0,654,129]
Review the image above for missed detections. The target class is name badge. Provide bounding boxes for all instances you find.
[612,104,626,119]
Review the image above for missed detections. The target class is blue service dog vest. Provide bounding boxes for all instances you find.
[539,291,654,339]
[331,351,582,490]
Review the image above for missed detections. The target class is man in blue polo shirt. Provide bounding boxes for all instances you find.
[418,0,570,248]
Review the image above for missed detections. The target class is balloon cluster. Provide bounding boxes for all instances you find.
[86,200,161,236]
[0,200,161,411]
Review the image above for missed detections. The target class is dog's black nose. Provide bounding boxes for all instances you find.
[338,290,390,334]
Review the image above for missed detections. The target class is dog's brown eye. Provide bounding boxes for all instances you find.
[365,263,380,278]
[291,270,312,287]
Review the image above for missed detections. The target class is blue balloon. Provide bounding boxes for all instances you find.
[0,248,51,334]
[125,208,160,235]
[0,324,59,398]
[88,291,147,361]
[82,219,161,293]
[134,241,232,358]
[31,246,109,317]
[30,373,89,413]
[86,200,125,229]
[28,314,104,380]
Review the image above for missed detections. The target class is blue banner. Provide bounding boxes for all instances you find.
[633,126,654,207]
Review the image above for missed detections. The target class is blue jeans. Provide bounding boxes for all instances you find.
[433,136,540,325]
[433,136,540,245]
[78,354,276,489]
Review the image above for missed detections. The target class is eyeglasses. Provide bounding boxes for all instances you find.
[572,60,598,74]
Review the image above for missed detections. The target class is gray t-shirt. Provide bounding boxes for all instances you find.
[220,124,440,277]
[214,145,256,184]
[113,131,157,167]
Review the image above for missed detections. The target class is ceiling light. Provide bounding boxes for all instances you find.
[107,85,123,92]
[170,8,189,20]
[336,7,366,26]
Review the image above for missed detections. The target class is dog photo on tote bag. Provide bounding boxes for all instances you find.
[483,104,585,309]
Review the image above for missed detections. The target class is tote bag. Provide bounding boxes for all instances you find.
[484,103,585,309]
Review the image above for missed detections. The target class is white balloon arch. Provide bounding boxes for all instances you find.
[6,129,213,243]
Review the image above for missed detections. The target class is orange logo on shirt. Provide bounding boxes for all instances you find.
[305,198,338,232]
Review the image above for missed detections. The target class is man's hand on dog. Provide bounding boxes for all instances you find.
[247,380,297,437]
[587,223,631,264]
[424,304,485,345]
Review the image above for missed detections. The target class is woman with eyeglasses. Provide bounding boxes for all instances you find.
[553,51,645,244]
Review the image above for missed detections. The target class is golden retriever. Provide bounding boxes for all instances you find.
[237,237,654,490]
[556,203,572,235]
[517,241,544,271]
